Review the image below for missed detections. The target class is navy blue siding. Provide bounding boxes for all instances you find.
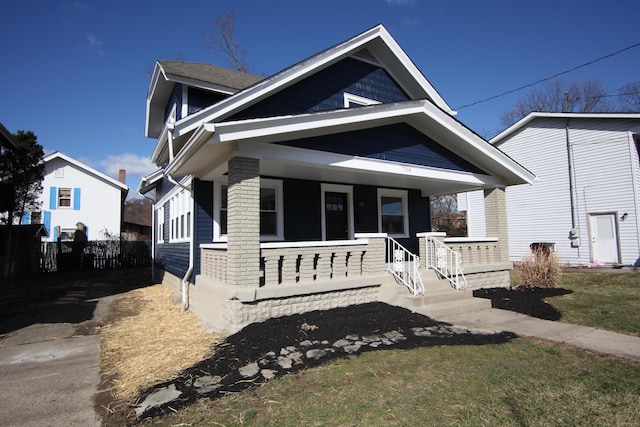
[229,58,409,121]
[188,87,227,116]
[277,123,486,174]
[193,179,214,276]
[156,242,190,278]
[164,83,183,122]
[353,185,378,233]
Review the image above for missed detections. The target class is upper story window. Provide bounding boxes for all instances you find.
[343,92,380,108]
[378,188,409,238]
[214,177,283,242]
[58,188,72,208]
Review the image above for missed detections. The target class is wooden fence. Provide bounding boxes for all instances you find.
[41,240,152,273]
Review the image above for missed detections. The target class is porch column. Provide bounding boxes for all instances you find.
[227,156,260,287]
[483,187,509,263]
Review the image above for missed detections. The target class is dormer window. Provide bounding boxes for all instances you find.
[343,92,380,108]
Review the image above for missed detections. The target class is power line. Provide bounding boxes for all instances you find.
[455,41,640,110]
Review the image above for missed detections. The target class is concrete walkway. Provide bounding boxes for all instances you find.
[438,308,640,362]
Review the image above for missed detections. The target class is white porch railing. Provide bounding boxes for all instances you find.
[424,235,467,290]
[385,237,424,296]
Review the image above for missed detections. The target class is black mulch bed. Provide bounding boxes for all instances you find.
[474,287,573,320]
[119,302,517,425]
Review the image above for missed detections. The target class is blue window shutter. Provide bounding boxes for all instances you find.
[53,225,60,242]
[43,211,51,235]
[21,211,30,224]
[49,187,57,210]
[73,188,81,210]
[85,226,88,239]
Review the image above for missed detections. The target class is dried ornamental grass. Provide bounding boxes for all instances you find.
[100,284,224,400]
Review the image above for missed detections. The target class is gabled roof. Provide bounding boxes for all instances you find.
[491,112,640,146]
[43,152,129,192]
[168,100,535,194]
[146,61,263,138]
[137,168,164,195]
[171,25,455,142]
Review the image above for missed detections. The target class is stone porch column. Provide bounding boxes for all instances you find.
[484,186,509,263]
[227,156,260,287]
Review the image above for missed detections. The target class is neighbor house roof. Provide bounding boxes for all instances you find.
[43,152,129,192]
[491,112,640,146]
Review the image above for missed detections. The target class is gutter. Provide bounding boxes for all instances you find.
[167,175,194,311]
[139,191,156,283]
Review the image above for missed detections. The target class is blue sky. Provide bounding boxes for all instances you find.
[2,0,639,192]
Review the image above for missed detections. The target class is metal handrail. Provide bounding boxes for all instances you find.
[424,236,467,290]
[385,237,424,296]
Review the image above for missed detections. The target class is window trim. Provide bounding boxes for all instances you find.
[168,189,192,243]
[321,183,354,241]
[343,92,380,108]
[157,205,165,243]
[57,188,73,209]
[377,188,409,238]
[213,177,284,242]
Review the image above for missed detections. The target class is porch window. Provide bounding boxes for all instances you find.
[214,177,283,242]
[157,205,165,243]
[169,189,192,243]
[377,188,409,238]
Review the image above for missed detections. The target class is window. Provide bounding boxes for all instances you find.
[378,188,409,238]
[169,190,192,242]
[59,228,76,242]
[58,188,72,208]
[157,205,165,243]
[214,177,283,241]
[343,92,380,108]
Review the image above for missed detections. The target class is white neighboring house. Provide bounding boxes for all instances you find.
[27,152,129,241]
[461,112,640,266]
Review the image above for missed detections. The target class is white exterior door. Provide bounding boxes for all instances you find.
[589,213,619,264]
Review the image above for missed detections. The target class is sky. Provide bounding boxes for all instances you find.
[2,0,639,194]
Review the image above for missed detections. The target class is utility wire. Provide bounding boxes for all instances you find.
[455,41,640,110]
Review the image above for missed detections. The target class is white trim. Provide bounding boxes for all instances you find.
[156,205,165,243]
[213,176,284,242]
[444,237,498,243]
[155,175,192,207]
[168,188,192,243]
[377,188,409,238]
[261,239,367,249]
[43,152,128,191]
[343,92,380,108]
[321,183,354,241]
[355,232,388,238]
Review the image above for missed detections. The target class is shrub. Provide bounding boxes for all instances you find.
[515,247,562,289]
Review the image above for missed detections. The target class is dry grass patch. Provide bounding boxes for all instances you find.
[100,284,224,400]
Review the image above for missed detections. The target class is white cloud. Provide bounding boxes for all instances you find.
[99,153,156,181]
[72,1,92,14]
[80,33,104,56]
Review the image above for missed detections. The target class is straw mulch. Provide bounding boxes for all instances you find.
[99,284,224,400]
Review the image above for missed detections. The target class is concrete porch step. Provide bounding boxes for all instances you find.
[379,268,491,319]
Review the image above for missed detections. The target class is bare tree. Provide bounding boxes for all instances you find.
[500,79,615,128]
[618,82,640,112]
[202,10,251,73]
[430,194,467,237]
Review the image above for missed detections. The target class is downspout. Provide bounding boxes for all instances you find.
[566,119,581,248]
[167,175,194,311]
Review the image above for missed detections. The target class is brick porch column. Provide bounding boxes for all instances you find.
[227,156,260,287]
[484,186,509,263]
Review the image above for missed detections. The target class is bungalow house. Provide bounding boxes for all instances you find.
[29,152,129,241]
[139,25,534,333]
[460,112,640,266]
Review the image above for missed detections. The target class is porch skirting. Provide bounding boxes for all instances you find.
[188,274,383,334]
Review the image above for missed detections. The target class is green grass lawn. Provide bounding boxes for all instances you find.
[545,271,640,336]
[152,340,640,426]
[146,271,640,427]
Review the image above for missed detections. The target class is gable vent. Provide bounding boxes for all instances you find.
[352,48,380,65]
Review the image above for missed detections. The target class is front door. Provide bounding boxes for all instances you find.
[325,192,348,240]
[589,213,620,264]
